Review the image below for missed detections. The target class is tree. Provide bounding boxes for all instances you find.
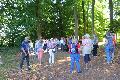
[92,0,95,34]
[82,0,86,34]
[109,0,113,27]
[35,0,42,39]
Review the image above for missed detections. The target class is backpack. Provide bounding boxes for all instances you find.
[71,43,78,54]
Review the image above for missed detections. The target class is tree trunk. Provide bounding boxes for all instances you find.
[109,0,113,27]
[86,1,89,32]
[35,0,42,39]
[74,7,78,39]
[92,0,95,34]
[82,0,86,34]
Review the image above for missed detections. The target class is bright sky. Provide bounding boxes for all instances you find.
[0,29,6,37]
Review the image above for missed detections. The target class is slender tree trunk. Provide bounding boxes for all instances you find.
[74,7,78,39]
[86,1,89,32]
[82,0,86,34]
[35,0,42,39]
[109,0,113,27]
[92,0,95,34]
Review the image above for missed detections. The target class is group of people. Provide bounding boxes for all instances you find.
[19,32,116,74]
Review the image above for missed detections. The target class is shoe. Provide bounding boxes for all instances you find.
[27,67,31,71]
[78,71,82,73]
[70,71,73,74]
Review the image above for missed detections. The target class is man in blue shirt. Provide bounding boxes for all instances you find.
[19,36,31,71]
[69,38,82,74]
[104,32,114,64]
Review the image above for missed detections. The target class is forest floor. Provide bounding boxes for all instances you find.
[0,46,120,80]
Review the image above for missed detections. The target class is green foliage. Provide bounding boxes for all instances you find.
[0,0,120,46]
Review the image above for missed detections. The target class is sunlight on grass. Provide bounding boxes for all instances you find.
[98,42,105,46]
[105,69,110,73]
[57,59,66,63]
[57,57,71,64]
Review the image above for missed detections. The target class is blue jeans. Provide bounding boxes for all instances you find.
[70,54,81,73]
[105,46,112,63]
[111,47,115,60]
[84,54,91,64]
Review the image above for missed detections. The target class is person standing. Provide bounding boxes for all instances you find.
[111,33,116,61]
[35,40,39,54]
[69,38,82,74]
[60,37,64,52]
[36,40,44,65]
[19,36,31,71]
[43,40,48,53]
[82,34,93,69]
[104,32,114,64]
[48,38,56,64]
[92,34,99,58]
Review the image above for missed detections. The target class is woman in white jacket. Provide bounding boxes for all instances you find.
[82,34,93,69]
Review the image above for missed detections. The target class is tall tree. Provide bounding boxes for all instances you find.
[74,6,78,39]
[35,0,42,39]
[92,0,95,34]
[82,0,86,34]
[86,1,90,32]
[109,0,113,27]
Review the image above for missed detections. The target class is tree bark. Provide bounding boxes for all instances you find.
[92,0,95,34]
[74,7,78,39]
[82,0,86,34]
[86,1,89,32]
[109,0,113,27]
[35,0,42,39]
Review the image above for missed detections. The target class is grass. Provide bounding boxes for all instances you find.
[0,47,20,79]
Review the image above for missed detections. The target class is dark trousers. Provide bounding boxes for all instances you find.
[92,45,98,56]
[84,54,91,64]
[20,51,30,69]
[61,44,64,51]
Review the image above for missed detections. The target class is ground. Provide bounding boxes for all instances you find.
[0,46,120,80]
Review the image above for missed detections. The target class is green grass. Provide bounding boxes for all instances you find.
[0,47,20,79]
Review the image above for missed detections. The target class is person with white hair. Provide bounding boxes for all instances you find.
[82,34,93,69]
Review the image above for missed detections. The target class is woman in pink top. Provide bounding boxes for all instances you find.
[36,40,44,65]
[38,48,44,65]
